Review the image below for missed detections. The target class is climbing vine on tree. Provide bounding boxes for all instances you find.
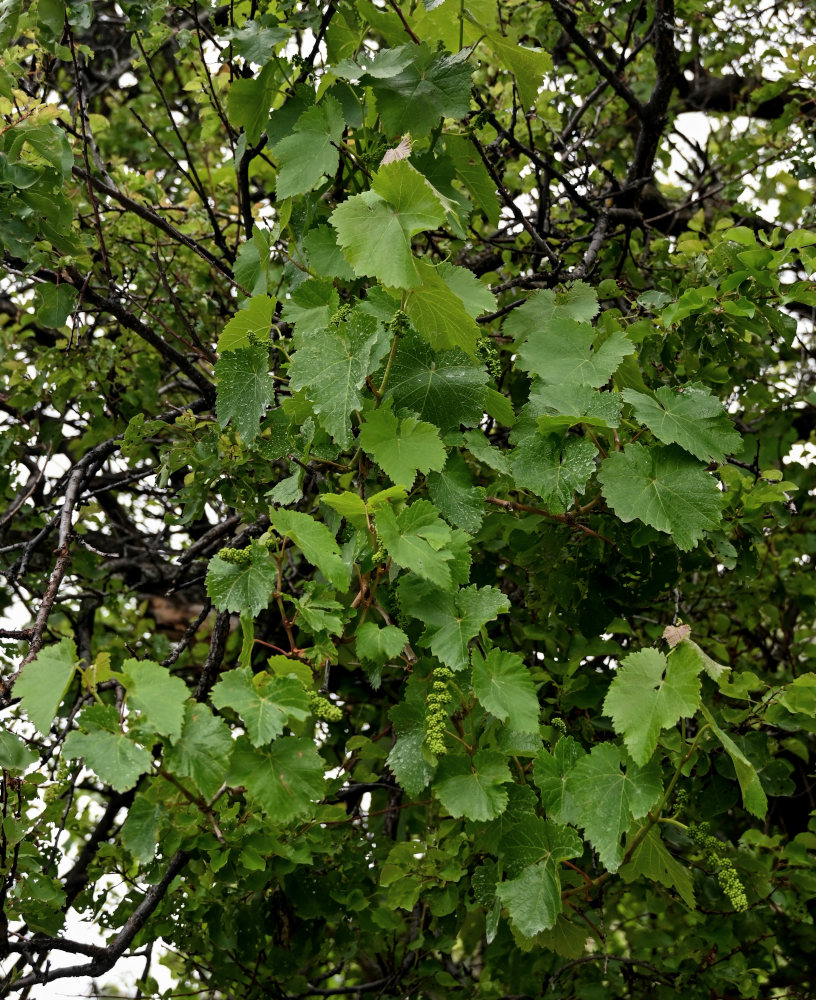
[1,0,816,997]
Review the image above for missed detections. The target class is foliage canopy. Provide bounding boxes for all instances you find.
[1,0,816,997]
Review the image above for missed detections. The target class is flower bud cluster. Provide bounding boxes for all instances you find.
[425,666,454,755]
[387,309,412,339]
[476,336,502,381]
[329,303,354,327]
[688,822,748,912]
[310,691,343,722]
[218,546,252,567]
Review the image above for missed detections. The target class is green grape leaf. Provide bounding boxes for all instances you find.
[272,96,344,198]
[303,225,356,280]
[533,736,585,824]
[206,541,278,616]
[603,648,702,765]
[400,579,511,671]
[356,622,409,663]
[428,452,486,533]
[434,750,511,820]
[388,700,435,797]
[463,429,511,475]
[566,743,662,871]
[330,161,446,288]
[517,318,634,387]
[700,704,767,818]
[35,283,77,327]
[286,589,345,636]
[496,819,582,936]
[227,62,277,144]
[622,384,742,462]
[270,508,351,591]
[212,668,310,747]
[444,133,500,226]
[509,432,597,513]
[557,282,600,323]
[64,705,152,793]
[364,43,473,136]
[504,286,598,340]
[165,703,234,799]
[375,500,454,588]
[121,795,162,865]
[0,730,38,772]
[221,21,288,63]
[472,649,539,732]
[227,735,324,821]
[215,344,274,443]
[674,639,730,683]
[0,0,21,51]
[283,278,340,337]
[320,491,369,531]
[531,382,622,433]
[437,261,497,317]
[217,295,276,353]
[538,915,591,959]
[598,443,723,550]
[122,658,188,740]
[401,259,481,357]
[620,825,696,908]
[288,307,385,447]
[483,33,552,111]
[384,334,488,430]
[358,405,446,487]
[13,638,76,735]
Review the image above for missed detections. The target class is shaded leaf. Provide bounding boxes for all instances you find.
[435,750,511,820]
[216,345,275,442]
[165,703,234,799]
[385,334,488,430]
[288,307,386,447]
[228,735,325,821]
[566,743,662,871]
[272,97,345,198]
[599,443,722,550]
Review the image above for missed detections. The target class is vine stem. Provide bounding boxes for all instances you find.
[563,723,712,900]
[376,329,400,400]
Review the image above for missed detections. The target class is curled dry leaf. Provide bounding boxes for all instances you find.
[380,134,412,166]
[663,623,692,647]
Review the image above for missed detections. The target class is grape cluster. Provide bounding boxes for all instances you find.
[688,822,748,912]
[328,302,354,327]
[310,691,343,722]
[424,666,454,755]
[476,336,502,381]
[387,309,412,339]
[218,546,252,567]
